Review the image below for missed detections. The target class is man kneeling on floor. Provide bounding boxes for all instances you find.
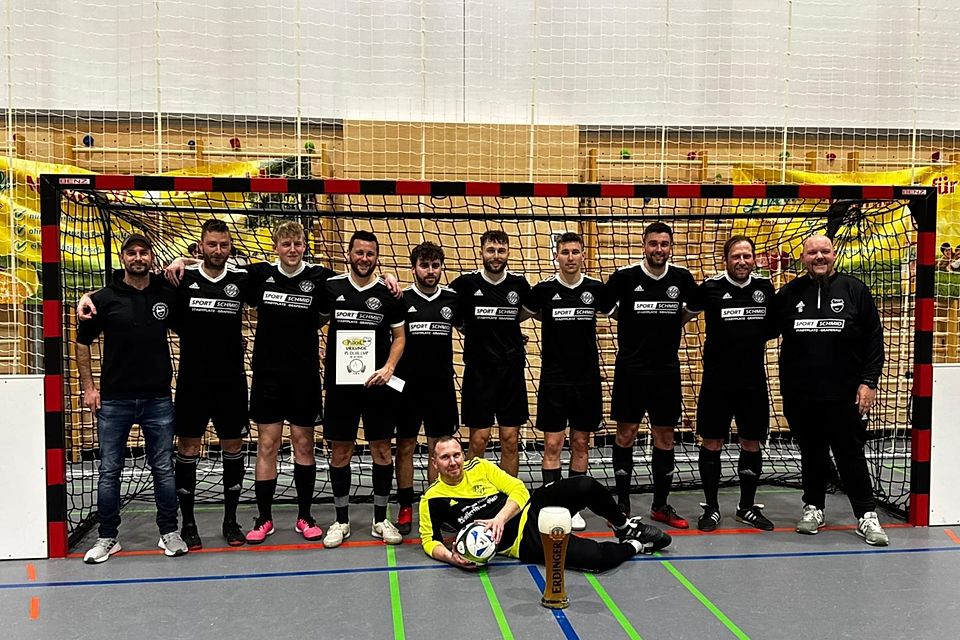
[419,436,672,571]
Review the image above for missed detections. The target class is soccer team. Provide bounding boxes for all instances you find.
[76,218,890,568]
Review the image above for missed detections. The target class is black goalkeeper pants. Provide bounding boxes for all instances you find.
[783,395,876,518]
[517,475,635,573]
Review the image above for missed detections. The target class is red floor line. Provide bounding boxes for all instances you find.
[25,564,36,581]
[945,529,960,544]
[65,523,913,558]
[28,597,40,620]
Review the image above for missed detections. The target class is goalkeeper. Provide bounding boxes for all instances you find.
[420,437,671,571]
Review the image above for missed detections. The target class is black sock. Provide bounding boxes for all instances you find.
[254,477,277,523]
[222,451,245,523]
[397,486,415,509]
[698,447,721,508]
[541,467,562,487]
[612,444,634,503]
[569,468,587,478]
[294,462,316,521]
[738,449,763,510]
[651,447,675,510]
[330,464,351,524]
[175,453,199,525]
[373,462,393,523]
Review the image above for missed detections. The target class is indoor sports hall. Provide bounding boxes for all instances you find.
[1,2,960,639]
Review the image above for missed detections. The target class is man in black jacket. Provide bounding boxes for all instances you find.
[774,234,888,546]
[76,234,188,563]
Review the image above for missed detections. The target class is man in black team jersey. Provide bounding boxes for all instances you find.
[321,230,407,549]
[523,232,606,532]
[450,230,532,477]
[76,234,187,563]
[686,236,776,532]
[605,221,697,529]
[392,242,460,535]
[775,234,888,546]
[242,221,334,544]
[170,220,251,548]
[419,436,671,571]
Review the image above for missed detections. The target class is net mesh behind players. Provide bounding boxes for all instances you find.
[56,185,916,546]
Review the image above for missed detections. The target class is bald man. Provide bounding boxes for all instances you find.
[773,235,888,546]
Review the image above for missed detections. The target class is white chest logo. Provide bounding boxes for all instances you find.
[366,297,382,310]
[752,290,765,304]
[666,286,680,300]
[152,302,170,320]
[299,280,315,293]
[224,283,239,298]
[507,291,519,305]
[830,298,845,313]
[796,301,805,313]
[581,291,594,305]
[441,306,453,320]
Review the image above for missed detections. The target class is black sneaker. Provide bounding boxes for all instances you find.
[698,503,722,532]
[736,504,775,531]
[618,496,632,519]
[181,522,203,550]
[222,520,246,547]
[616,517,672,554]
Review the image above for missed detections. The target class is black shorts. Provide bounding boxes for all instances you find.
[249,371,322,427]
[610,368,681,427]
[324,384,398,442]
[461,362,529,428]
[536,379,603,433]
[175,375,250,440]
[395,382,458,440]
[696,378,769,442]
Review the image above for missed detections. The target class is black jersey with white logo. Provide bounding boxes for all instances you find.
[176,264,249,381]
[246,261,334,375]
[774,271,884,400]
[687,272,775,386]
[449,270,531,367]
[322,274,406,377]
[76,271,178,400]
[524,274,605,385]
[604,261,697,372]
[395,285,460,384]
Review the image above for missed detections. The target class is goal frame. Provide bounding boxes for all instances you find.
[38,175,937,558]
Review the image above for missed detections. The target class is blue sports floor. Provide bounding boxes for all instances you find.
[2,487,957,640]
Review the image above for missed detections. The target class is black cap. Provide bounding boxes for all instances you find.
[121,233,153,252]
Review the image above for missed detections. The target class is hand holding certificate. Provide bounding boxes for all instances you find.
[336,330,376,386]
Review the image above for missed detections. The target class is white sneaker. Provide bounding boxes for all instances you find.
[323,521,351,548]
[158,532,189,557]
[857,511,889,546]
[796,504,825,535]
[571,512,587,531]
[372,519,403,545]
[83,537,121,564]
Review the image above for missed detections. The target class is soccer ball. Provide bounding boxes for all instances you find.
[454,523,497,564]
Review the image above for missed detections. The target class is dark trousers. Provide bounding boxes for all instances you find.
[783,395,876,518]
[518,476,634,573]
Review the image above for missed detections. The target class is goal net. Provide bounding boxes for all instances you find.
[40,176,934,550]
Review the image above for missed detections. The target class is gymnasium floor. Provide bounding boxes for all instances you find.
[2,487,956,640]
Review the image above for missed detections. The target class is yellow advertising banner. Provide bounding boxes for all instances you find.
[0,156,298,300]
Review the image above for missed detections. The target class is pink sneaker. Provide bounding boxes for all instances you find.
[296,517,324,541]
[245,518,275,545]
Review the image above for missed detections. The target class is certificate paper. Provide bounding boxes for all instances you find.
[335,330,376,385]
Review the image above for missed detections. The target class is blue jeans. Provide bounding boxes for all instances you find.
[96,397,178,538]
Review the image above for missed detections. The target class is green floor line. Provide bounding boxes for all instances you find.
[478,567,515,640]
[386,544,406,640]
[657,554,750,640]
[584,573,643,640]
